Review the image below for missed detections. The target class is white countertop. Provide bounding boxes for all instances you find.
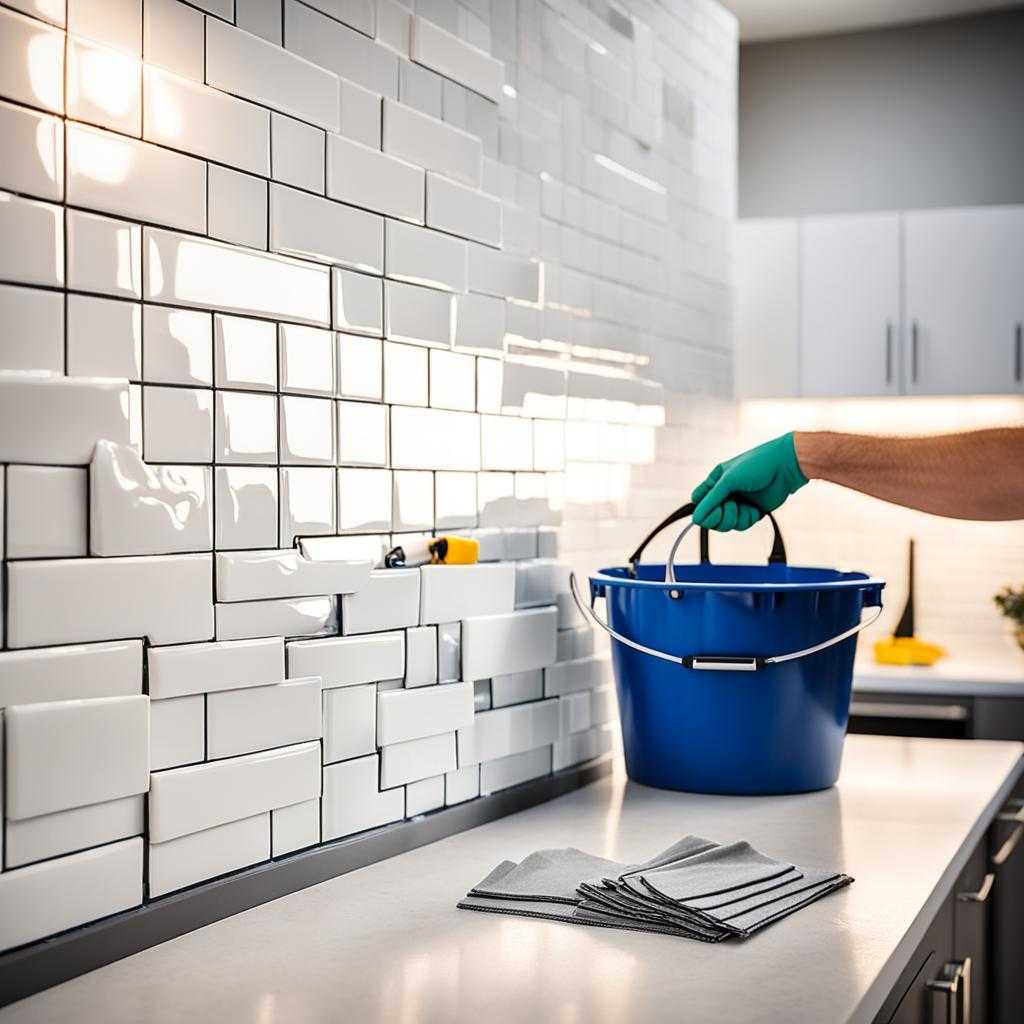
[5,735,1022,1024]
[854,652,1024,696]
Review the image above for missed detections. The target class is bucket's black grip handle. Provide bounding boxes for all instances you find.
[627,501,787,577]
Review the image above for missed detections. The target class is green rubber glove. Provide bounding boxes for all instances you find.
[690,432,809,531]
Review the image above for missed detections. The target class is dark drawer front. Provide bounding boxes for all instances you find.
[848,695,973,740]
[954,841,993,1024]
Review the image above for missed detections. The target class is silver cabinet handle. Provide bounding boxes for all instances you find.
[1015,323,1022,384]
[993,823,1024,867]
[957,872,994,903]
[848,700,968,721]
[911,320,919,384]
[928,958,971,1024]
[885,322,893,384]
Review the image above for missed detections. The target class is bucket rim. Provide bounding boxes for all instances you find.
[592,564,886,594]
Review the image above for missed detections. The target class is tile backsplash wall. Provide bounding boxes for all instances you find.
[0,0,738,951]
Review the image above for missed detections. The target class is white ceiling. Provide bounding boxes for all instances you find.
[719,0,1019,41]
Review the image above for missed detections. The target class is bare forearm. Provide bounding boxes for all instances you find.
[793,428,1024,521]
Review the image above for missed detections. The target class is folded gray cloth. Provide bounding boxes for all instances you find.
[458,835,852,944]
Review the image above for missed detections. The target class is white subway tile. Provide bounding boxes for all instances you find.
[143,305,212,386]
[207,677,322,758]
[406,775,444,816]
[444,763,478,805]
[437,621,460,682]
[6,466,87,559]
[145,228,330,327]
[335,468,391,536]
[377,681,472,745]
[66,294,141,379]
[271,112,325,193]
[392,470,433,531]
[279,394,336,465]
[552,726,602,772]
[216,596,338,641]
[144,0,204,81]
[286,0,398,98]
[454,291,504,354]
[490,669,544,709]
[559,690,592,736]
[149,740,320,842]
[337,400,389,465]
[90,441,210,556]
[467,243,539,302]
[322,753,403,841]
[0,640,141,708]
[390,406,480,471]
[280,324,335,397]
[270,183,383,273]
[215,392,278,464]
[458,698,559,765]
[216,467,279,549]
[379,730,455,787]
[326,133,423,224]
[480,414,533,471]
[149,637,284,700]
[299,533,388,564]
[280,466,336,542]
[321,682,376,762]
[0,838,142,953]
[382,98,481,187]
[386,221,467,292]
[410,15,502,102]
[272,798,320,855]
[460,606,557,681]
[375,0,410,54]
[209,165,268,250]
[418,564,515,625]
[466,527,504,562]
[515,559,565,609]
[68,0,141,54]
[67,36,141,135]
[333,268,384,335]
[404,625,437,687]
[143,385,212,462]
[150,694,204,770]
[425,172,501,247]
[500,360,567,418]
[383,340,428,406]
[288,630,403,687]
[341,568,420,634]
[0,284,64,373]
[67,209,141,299]
[398,58,442,118]
[435,471,476,529]
[556,590,583,630]
[426,349,474,412]
[479,744,551,795]
[214,314,277,390]
[591,686,616,726]
[148,813,269,897]
[207,17,340,130]
[0,7,64,113]
[337,332,383,400]
[0,100,64,202]
[237,0,283,43]
[543,655,612,697]
[0,194,63,289]
[216,549,371,602]
[339,77,382,147]
[68,124,204,233]
[503,527,538,560]
[6,695,149,820]
[7,553,211,650]
[5,794,143,869]
[537,526,559,558]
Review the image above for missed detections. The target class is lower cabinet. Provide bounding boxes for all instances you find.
[954,841,993,1024]
[991,791,1024,1023]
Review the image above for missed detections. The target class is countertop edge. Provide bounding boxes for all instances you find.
[850,743,1024,1024]
[854,677,1024,698]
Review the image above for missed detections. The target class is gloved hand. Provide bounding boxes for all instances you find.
[691,432,808,531]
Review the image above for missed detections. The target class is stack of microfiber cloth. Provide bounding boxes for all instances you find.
[458,836,852,941]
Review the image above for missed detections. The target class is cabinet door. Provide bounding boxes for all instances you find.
[991,792,1024,1023]
[904,206,1024,395]
[954,841,992,1024]
[734,219,800,398]
[800,213,901,397]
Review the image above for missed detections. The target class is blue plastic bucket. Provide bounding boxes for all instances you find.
[579,504,884,795]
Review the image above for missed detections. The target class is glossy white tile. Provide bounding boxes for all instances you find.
[428,349,476,411]
[0,372,128,465]
[392,470,433,531]
[0,7,64,113]
[341,567,419,634]
[148,812,269,897]
[206,17,339,131]
[479,744,551,796]
[466,526,504,562]
[382,98,481,187]
[405,775,444,816]
[460,606,558,682]
[143,305,212,385]
[386,220,467,292]
[389,406,480,471]
[0,100,64,202]
[143,0,204,81]
[457,698,559,765]
[67,0,141,54]
[279,324,335,396]
[454,294,504,356]
[503,527,539,560]
[0,193,63,288]
[337,400,389,465]
[0,838,142,954]
[272,798,320,856]
[480,414,533,470]
[375,0,410,55]
[66,294,141,379]
[143,385,212,462]
[215,467,278,550]
[145,228,330,327]
[279,466,336,542]
[67,209,141,299]
[425,171,501,247]
[444,763,478,805]
[385,280,454,348]
[5,466,87,560]
[379,730,455,787]
[280,395,335,465]
[336,332,383,400]
[404,625,437,688]
[336,467,392,533]
[559,690,592,736]
[5,694,149,820]
[0,640,142,708]
[466,242,539,302]
[299,533,387,565]
[533,420,566,471]
[216,548,371,602]
[377,681,472,746]
[490,669,544,709]
[214,314,277,391]
[0,284,64,373]
[326,133,423,224]
[208,165,268,250]
[339,77,383,147]
[514,559,565,609]
[552,726,603,772]
[332,268,384,335]
[236,0,283,44]
[321,682,376,763]
[148,740,320,842]
[271,112,325,193]
[207,677,322,759]
[418,563,515,626]
[321,753,403,842]
[434,471,476,529]
[68,124,205,233]
[215,392,278,464]
[543,655,612,697]
[410,15,503,102]
[270,183,383,273]
[437,620,460,683]
[67,36,141,135]
[148,636,283,700]
[287,630,403,687]
[215,596,338,641]
[383,341,428,407]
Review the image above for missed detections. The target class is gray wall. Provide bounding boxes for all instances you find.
[738,7,1024,217]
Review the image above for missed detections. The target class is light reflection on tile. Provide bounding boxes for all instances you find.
[435,472,476,530]
[532,420,565,471]
[332,267,383,337]
[428,348,475,411]
[67,36,141,136]
[476,356,502,413]
[336,400,388,467]
[279,323,334,396]
[215,466,278,550]
[214,313,277,391]
[392,470,434,532]
[389,406,480,471]
[279,395,335,465]
[337,468,392,534]
[143,385,212,463]
[280,466,336,544]
[336,332,382,401]
[215,391,278,464]
[383,341,428,407]
[143,305,212,386]
[480,414,532,471]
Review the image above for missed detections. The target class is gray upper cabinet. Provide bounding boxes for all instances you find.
[800,214,901,397]
[904,206,1024,395]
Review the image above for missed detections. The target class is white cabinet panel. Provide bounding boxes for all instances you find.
[904,206,1024,395]
[800,213,900,398]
